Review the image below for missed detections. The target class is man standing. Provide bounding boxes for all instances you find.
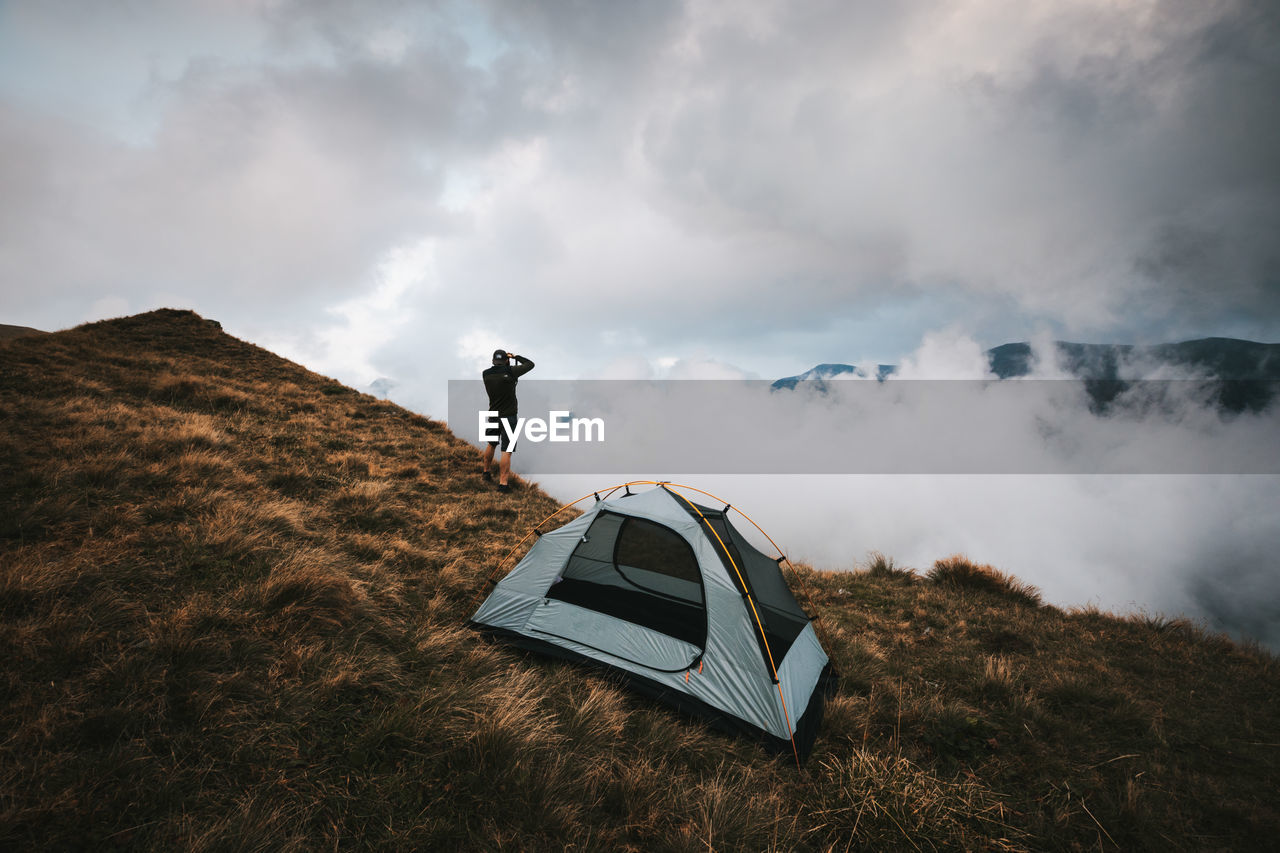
[482,348,535,492]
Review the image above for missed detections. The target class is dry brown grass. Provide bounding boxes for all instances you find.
[866,549,918,581]
[928,554,1044,608]
[1,309,1277,851]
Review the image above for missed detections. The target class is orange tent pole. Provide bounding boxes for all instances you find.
[466,488,601,616]
[469,480,660,614]
[651,481,829,647]
[663,486,802,769]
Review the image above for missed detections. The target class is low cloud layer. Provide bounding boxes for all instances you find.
[451,378,1280,475]
[513,334,1280,649]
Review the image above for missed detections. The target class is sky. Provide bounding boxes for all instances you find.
[2,0,1279,643]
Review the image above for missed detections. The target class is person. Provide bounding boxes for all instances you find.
[481,348,534,492]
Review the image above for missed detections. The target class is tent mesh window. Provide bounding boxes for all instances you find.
[685,503,810,661]
[547,512,707,648]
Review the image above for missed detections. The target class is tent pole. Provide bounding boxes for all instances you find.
[665,487,803,769]
[465,488,608,616]
[660,482,832,650]
[468,480,660,617]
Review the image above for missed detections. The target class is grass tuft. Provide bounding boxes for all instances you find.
[928,554,1043,607]
[260,549,365,632]
[810,750,1029,851]
[867,550,918,581]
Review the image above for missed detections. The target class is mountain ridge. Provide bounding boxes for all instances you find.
[0,323,46,341]
[775,337,1280,387]
[774,337,1280,412]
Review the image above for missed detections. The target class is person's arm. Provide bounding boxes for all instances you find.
[511,354,534,377]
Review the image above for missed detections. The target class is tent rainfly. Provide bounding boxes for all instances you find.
[469,482,838,762]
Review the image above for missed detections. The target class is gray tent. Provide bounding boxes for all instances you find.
[469,483,837,761]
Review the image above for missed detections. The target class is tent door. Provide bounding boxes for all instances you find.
[546,511,709,650]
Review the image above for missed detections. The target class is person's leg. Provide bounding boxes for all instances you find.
[496,415,516,489]
[481,443,495,478]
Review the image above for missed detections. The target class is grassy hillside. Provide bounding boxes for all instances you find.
[1,309,1276,851]
[0,323,45,341]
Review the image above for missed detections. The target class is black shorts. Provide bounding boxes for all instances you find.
[486,414,518,452]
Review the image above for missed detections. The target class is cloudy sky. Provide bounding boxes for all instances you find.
[3,0,1279,641]
[4,0,1279,386]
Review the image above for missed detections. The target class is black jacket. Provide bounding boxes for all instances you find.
[482,356,534,417]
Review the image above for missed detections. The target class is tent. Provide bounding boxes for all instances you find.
[469,482,838,762]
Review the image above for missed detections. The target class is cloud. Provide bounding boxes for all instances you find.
[530,469,1280,650]
[526,329,1280,648]
[4,0,1278,355]
[408,0,1279,371]
[894,328,994,380]
[0,1,515,334]
[1,72,444,329]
